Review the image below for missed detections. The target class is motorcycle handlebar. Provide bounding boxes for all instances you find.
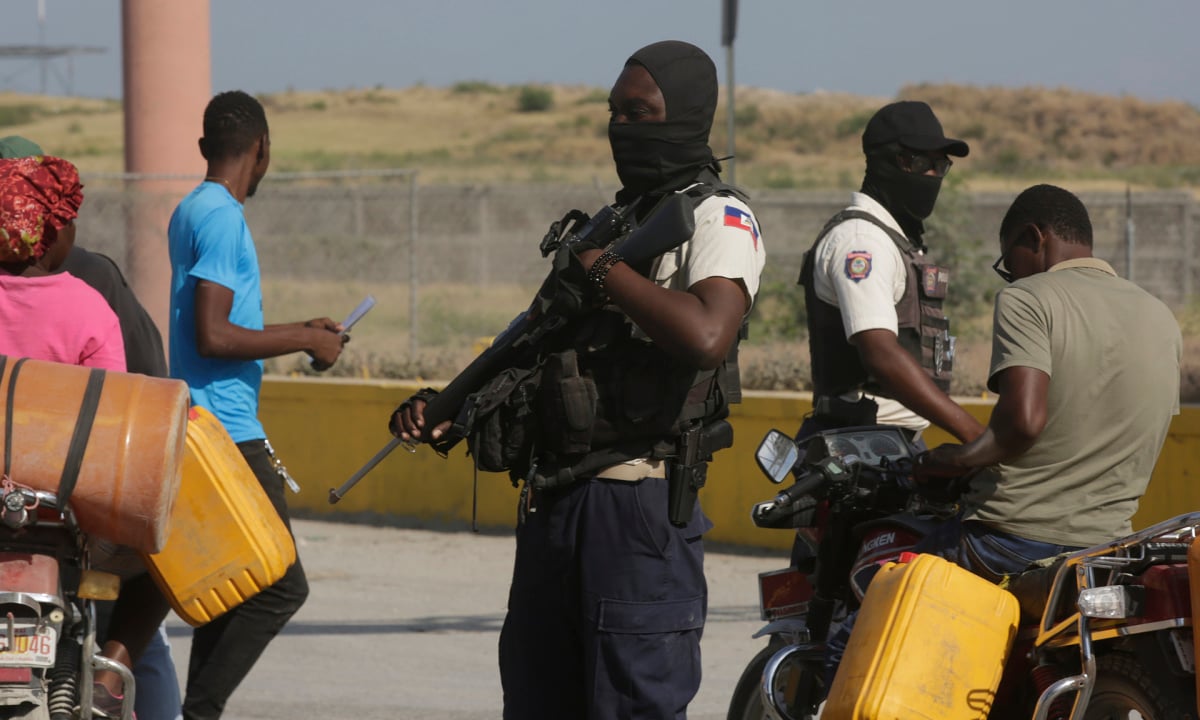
[751,469,826,527]
[775,470,826,507]
[750,457,857,528]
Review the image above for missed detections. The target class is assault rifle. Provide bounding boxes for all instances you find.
[329,193,698,503]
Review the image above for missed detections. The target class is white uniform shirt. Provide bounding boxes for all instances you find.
[649,191,765,303]
[610,188,766,474]
[810,192,928,433]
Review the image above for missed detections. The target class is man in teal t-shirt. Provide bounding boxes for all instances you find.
[167,90,346,720]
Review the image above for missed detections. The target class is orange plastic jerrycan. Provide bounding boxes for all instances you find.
[0,355,189,553]
[144,406,297,626]
[825,552,1020,719]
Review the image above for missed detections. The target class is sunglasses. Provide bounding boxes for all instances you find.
[898,150,953,178]
[992,246,1014,283]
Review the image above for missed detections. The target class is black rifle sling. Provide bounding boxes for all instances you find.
[57,368,107,506]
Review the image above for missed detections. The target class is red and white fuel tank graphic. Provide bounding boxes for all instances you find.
[849,525,924,601]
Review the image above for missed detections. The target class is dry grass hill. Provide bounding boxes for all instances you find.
[3,81,1200,192]
[4,82,1200,397]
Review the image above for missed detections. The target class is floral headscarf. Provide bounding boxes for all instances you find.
[0,156,84,262]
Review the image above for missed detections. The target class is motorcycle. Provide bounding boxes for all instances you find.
[726,425,940,720]
[728,426,1198,720]
[0,480,133,720]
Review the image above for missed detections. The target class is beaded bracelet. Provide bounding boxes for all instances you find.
[586,250,624,291]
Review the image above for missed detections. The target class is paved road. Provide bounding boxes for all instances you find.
[162,517,787,720]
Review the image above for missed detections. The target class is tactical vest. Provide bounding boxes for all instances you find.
[526,178,750,489]
[798,209,953,399]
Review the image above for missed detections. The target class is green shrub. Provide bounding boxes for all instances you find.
[0,104,38,128]
[835,110,874,139]
[517,85,554,113]
[734,103,760,127]
[452,80,500,94]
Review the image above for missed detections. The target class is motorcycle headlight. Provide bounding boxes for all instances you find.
[1077,585,1143,619]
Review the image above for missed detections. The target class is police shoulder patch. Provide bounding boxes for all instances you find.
[844,251,872,282]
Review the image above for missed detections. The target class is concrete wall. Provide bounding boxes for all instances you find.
[261,377,1200,552]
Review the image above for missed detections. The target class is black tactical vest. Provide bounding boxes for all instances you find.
[798,209,953,399]
[527,177,750,488]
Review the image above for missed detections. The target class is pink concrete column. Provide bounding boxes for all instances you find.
[121,0,211,342]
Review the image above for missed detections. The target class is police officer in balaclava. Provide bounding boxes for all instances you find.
[860,101,968,246]
[392,40,766,719]
[797,100,984,447]
[608,41,721,207]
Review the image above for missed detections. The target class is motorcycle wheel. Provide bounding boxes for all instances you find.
[1083,653,1189,720]
[727,645,774,720]
[727,642,825,720]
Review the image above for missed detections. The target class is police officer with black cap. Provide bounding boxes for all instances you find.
[798,100,984,444]
[391,40,765,719]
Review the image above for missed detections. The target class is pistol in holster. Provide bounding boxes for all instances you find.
[667,420,735,528]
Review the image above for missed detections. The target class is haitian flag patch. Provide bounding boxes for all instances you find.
[845,251,872,282]
[723,205,759,249]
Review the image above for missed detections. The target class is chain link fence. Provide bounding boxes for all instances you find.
[72,171,1199,382]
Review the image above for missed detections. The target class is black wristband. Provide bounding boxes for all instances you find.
[586,250,624,291]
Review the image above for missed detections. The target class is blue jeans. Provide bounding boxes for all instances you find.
[134,622,182,720]
[824,518,1084,689]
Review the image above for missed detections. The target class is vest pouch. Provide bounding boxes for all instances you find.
[465,364,541,474]
[915,263,953,391]
[538,350,598,456]
[918,264,949,300]
[920,307,954,388]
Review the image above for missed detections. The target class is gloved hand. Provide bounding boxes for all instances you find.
[389,387,441,442]
[535,240,601,318]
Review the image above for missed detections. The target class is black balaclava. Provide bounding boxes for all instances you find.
[860,147,943,243]
[609,41,717,205]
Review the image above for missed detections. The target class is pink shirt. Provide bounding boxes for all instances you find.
[0,273,126,371]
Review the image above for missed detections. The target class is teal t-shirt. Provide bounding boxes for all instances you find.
[167,182,266,443]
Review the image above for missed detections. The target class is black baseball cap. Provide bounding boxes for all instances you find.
[861,101,969,157]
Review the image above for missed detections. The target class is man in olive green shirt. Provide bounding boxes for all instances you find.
[917,183,1181,576]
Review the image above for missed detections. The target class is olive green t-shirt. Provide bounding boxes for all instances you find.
[963,258,1182,547]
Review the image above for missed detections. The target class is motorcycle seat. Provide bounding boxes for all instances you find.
[1004,556,1067,621]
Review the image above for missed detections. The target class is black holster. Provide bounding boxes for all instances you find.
[668,420,734,527]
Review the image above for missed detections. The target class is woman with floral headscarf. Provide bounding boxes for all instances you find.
[0,155,124,370]
[0,156,151,716]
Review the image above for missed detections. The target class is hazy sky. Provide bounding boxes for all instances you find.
[1,1,1196,107]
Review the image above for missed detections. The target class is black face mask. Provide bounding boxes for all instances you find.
[609,41,717,204]
[861,152,943,239]
[609,123,714,200]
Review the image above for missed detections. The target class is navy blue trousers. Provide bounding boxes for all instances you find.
[499,476,711,720]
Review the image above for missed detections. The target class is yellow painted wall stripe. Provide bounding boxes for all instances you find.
[261,378,1200,551]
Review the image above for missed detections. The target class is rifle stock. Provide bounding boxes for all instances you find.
[614,193,697,265]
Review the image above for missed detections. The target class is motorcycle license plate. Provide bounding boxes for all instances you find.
[759,567,813,621]
[0,624,56,668]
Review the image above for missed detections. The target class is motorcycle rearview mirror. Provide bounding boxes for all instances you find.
[755,429,800,485]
